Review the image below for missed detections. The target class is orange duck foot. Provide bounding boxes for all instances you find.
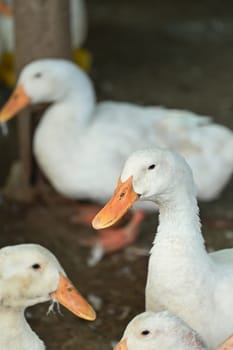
[71,203,104,225]
[81,210,145,255]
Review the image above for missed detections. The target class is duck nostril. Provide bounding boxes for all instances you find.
[119,192,125,199]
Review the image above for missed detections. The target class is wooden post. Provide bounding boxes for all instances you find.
[9,0,72,201]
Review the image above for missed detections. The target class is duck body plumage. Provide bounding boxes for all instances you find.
[2,59,233,205]
[105,148,233,349]
[0,307,44,350]
[29,60,233,204]
[34,100,182,202]
[147,214,233,349]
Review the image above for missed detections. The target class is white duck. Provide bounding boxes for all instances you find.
[92,148,233,349]
[0,59,233,252]
[114,311,233,350]
[114,311,208,350]
[0,243,96,350]
[0,1,13,51]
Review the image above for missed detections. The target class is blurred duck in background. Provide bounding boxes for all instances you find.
[0,243,96,350]
[0,0,90,87]
[0,59,232,254]
[0,0,14,86]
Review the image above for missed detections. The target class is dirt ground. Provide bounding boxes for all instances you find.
[0,0,233,349]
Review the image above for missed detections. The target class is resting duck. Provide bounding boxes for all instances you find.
[0,243,96,350]
[114,311,208,350]
[93,148,233,349]
[114,311,233,350]
[0,0,89,86]
[0,59,233,253]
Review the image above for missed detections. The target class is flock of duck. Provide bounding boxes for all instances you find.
[0,59,233,350]
[0,29,232,350]
[0,59,233,254]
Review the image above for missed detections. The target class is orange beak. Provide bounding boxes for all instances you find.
[50,273,96,321]
[0,85,31,123]
[0,2,13,16]
[114,339,128,350]
[92,176,139,229]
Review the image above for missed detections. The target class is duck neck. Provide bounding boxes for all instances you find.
[146,187,211,312]
[63,81,96,130]
[0,305,44,349]
[37,70,97,140]
[33,75,96,179]
[0,304,25,328]
[48,82,96,133]
[153,187,206,256]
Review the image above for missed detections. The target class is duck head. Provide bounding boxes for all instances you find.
[0,58,94,123]
[114,311,207,350]
[92,148,196,229]
[0,243,96,320]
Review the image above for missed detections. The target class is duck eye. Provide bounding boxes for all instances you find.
[141,330,150,336]
[148,164,156,170]
[34,72,42,78]
[31,263,41,270]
